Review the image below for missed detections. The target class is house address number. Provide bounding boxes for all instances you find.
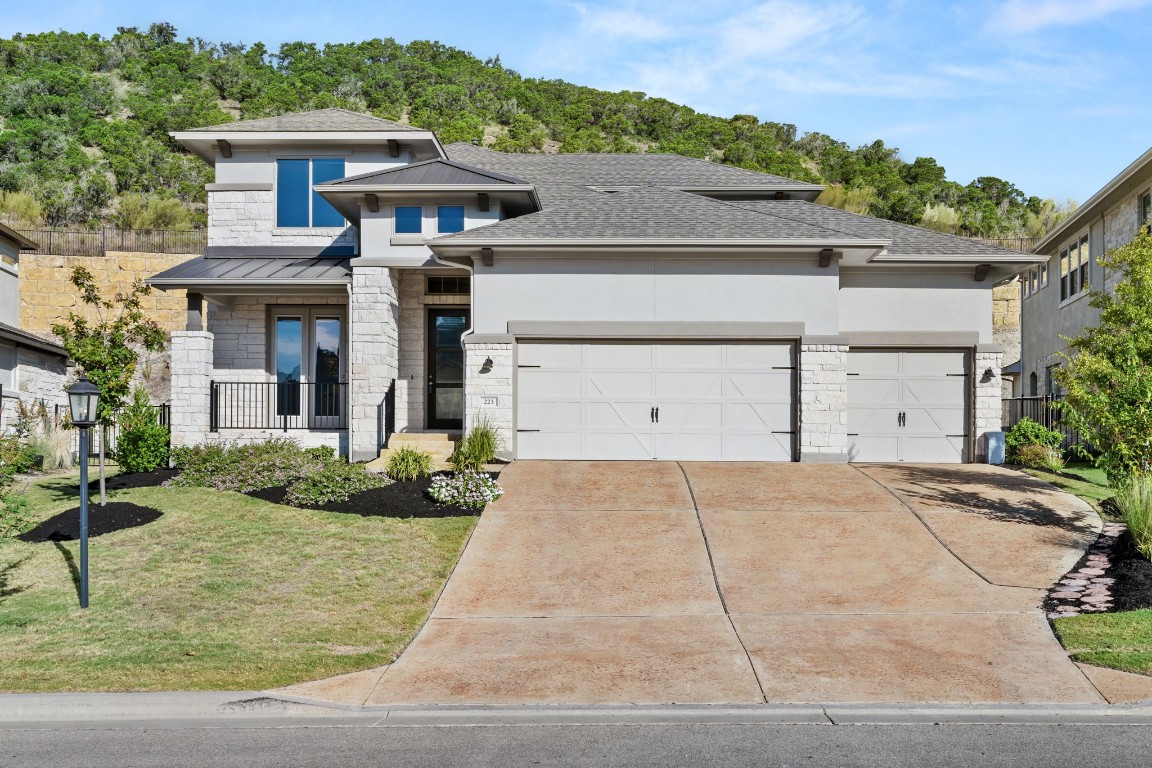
[481,396,499,407]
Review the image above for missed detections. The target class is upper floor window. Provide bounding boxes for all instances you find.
[395,206,422,234]
[1022,262,1047,299]
[1059,233,1089,302]
[276,158,345,228]
[1140,191,1151,233]
[437,205,465,234]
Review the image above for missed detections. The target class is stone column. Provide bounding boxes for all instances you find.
[974,344,1005,462]
[349,266,400,462]
[463,336,514,460]
[798,338,849,463]
[169,331,213,449]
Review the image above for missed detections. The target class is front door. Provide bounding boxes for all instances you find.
[427,308,468,430]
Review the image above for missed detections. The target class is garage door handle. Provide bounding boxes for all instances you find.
[650,406,655,423]
[655,407,659,423]
[898,411,906,427]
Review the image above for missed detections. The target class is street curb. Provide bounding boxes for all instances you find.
[1,692,1151,726]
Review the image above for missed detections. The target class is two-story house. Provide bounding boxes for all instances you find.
[149,108,1043,464]
[1019,147,1152,397]
[0,223,68,432]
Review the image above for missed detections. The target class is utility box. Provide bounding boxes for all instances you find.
[985,431,1006,465]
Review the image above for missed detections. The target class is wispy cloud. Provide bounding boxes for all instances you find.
[986,0,1152,33]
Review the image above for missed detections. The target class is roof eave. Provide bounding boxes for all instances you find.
[428,238,890,257]
[0,222,39,250]
[1033,144,1152,253]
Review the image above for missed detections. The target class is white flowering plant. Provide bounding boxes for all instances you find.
[427,471,503,509]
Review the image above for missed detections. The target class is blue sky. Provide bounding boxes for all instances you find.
[3,0,1151,203]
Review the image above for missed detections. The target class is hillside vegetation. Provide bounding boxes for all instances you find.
[0,23,1070,236]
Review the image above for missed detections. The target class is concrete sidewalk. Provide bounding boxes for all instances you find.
[272,462,1152,708]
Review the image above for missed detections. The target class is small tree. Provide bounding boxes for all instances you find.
[52,266,166,503]
[1056,228,1152,485]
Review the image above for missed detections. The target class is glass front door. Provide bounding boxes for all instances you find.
[427,309,468,430]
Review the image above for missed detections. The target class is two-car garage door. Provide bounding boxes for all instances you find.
[516,341,795,461]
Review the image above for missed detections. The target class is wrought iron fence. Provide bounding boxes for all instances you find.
[53,403,172,459]
[1001,395,1083,450]
[13,227,206,257]
[210,381,348,431]
[969,237,1041,253]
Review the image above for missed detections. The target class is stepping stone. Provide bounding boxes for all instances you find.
[1050,591,1083,599]
[1060,579,1089,586]
[1078,568,1107,576]
[1082,595,1112,604]
[1091,578,1116,585]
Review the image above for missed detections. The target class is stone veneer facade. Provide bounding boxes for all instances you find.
[974,346,1005,462]
[798,340,849,461]
[350,267,399,461]
[462,339,514,459]
[207,190,358,250]
[0,345,68,433]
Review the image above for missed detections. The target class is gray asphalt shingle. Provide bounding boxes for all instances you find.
[327,159,529,186]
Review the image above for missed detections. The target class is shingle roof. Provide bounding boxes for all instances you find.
[147,256,351,284]
[432,186,853,242]
[326,158,529,187]
[444,143,811,189]
[728,201,1027,257]
[185,108,421,133]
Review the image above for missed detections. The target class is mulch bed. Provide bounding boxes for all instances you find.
[1046,522,1152,616]
[87,468,181,491]
[18,502,163,542]
[244,471,492,518]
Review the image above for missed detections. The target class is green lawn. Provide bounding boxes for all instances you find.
[1022,461,1116,517]
[1054,610,1152,676]
[0,473,476,692]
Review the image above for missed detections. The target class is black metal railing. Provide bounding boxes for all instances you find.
[1002,395,1083,449]
[210,381,348,431]
[12,226,206,257]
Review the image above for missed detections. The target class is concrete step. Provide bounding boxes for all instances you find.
[390,431,462,443]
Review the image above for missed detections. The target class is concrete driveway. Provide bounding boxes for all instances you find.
[278,462,1152,706]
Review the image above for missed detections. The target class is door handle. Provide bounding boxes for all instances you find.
[428,375,434,395]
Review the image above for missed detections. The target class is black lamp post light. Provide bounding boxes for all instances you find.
[67,375,100,609]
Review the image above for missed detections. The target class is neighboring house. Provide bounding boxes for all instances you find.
[0,223,69,432]
[149,108,1042,464]
[1020,147,1152,398]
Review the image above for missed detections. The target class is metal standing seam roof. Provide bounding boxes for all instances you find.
[147,256,352,285]
[444,142,815,188]
[184,108,423,134]
[324,158,531,187]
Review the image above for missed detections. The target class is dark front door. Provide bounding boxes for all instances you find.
[427,308,468,429]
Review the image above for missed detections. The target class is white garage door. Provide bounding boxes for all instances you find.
[516,341,795,461]
[847,349,970,463]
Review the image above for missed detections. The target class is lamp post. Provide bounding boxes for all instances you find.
[67,376,100,609]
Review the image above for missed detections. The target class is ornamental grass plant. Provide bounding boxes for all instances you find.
[1114,474,1152,560]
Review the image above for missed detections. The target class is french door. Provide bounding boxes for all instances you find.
[272,308,346,429]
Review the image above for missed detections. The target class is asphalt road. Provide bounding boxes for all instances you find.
[4,720,1152,768]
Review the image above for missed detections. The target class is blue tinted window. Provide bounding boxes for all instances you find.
[276,160,309,228]
[310,158,345,227]
[437,205,465,234]
[395,206,422,234]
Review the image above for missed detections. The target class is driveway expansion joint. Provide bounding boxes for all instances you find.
[676,461,768,705]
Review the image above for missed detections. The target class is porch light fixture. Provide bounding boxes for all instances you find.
[480,357,494,374]
[66,375,101,610]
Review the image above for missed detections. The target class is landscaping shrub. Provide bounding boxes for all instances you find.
[1114,475,1152,560]
[169,437,321,492]
[6,400,73,472]
[1005,418,1064,463]
[1015,443,1066,472]
[386,446,435,481]
[427,471,503,509]
[114,387,169,473]
[0,435,39,475]
[0,464,31,540]
[284,461,387,507]
[449,420,502,473]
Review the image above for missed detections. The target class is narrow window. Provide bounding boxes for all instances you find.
[0,341,15,391]
[1078,234,1090,292]
[275,316,303,417]
[1068,241,1079,297]
[1140,191,1152,232]
[1029,372,1038,397]
[310,158,346,227]
[437,205,465,234]
[395,206,423,234]
[426,275,470,295]
[1059,248,1069,300]
[1041,260,1049,287]
[313,317,343,418]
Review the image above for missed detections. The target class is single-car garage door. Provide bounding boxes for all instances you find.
[847,349,970,463]
[516,341,795,461]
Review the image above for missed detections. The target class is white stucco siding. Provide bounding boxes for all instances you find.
[213,147,411,185]
[359,202,503,263]
[472,256,839,335]
[838,269,993,342]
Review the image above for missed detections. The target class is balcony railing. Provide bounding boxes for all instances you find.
[210,381,348,431]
